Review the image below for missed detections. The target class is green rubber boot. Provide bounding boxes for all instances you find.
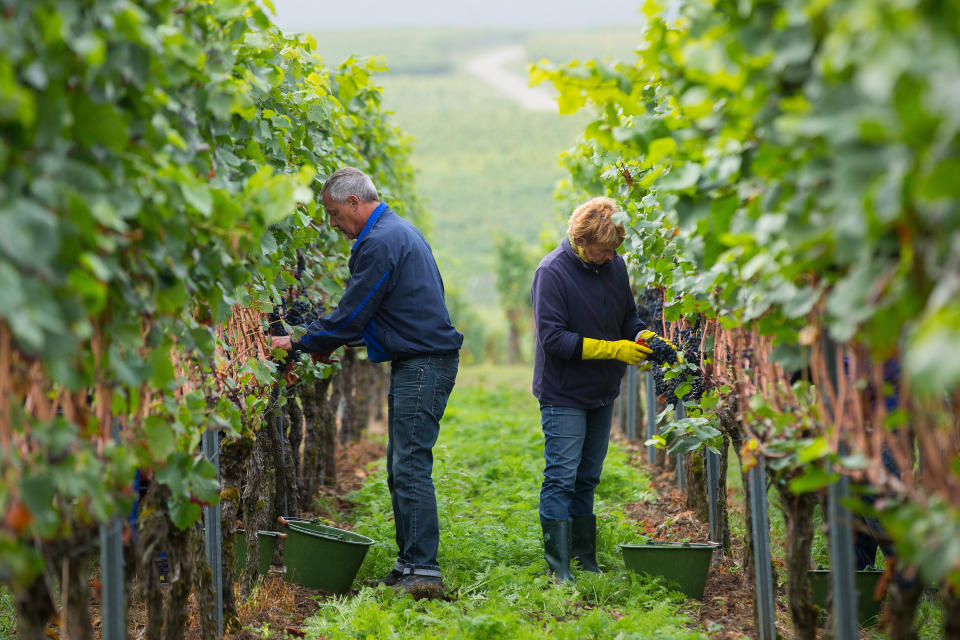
[541,518,573,582]
[572,515,600,572]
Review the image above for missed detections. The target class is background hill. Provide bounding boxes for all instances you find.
[308,28,641,360]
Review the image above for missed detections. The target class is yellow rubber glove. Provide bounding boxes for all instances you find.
[635,330,682,363]
[582,338,653,365]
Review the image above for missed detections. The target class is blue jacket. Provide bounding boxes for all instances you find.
[531,237,644,409]
[298,203,463,362]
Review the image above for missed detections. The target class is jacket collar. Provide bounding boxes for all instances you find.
[351,202,388,252]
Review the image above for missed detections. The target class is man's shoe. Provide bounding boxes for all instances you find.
[399,573,444,599]
[373,568,404,587]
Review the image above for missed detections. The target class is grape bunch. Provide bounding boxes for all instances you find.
[641,334,680,366]
[267,309,288,336]
[304,300,322,325]
[646,320,709,407]
[635,288,663,330]
[651,363,705,408]
[284,299,311,327]
[677,321,704,366]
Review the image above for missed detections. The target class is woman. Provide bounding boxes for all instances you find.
[530,196,674,580]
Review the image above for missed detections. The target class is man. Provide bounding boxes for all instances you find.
[272,167,462,596]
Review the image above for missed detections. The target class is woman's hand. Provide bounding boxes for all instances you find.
[635,330,681,364]
[582,338,653,365]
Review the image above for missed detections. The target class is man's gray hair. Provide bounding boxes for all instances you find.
[321,167,379,203]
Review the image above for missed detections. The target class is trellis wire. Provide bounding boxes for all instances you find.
[202,429,224,636]
[749,457,776,640]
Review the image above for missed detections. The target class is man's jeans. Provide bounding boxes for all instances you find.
[539,403,614,521]
[387,354,458,577]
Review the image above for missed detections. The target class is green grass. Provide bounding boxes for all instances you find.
[0,587,15,639]
[300,376,707,639]
[455,363,532,392]
[865,595,943,639]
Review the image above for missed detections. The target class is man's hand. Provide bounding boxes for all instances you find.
[271,335,293,352]
[582,338,653,365]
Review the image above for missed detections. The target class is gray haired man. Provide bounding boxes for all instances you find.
[272,167,462,596]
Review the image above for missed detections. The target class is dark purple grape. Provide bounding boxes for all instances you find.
[635,288,663,330]
[642,335,680,365]
[267,309,288,336]
[285,299,310,327]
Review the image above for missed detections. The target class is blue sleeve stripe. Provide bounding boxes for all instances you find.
[306,269,391,340]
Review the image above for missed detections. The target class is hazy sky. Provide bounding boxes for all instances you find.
[269,0,643,31]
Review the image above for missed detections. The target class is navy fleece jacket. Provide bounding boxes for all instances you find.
[298,203,462,362]
[531,237,644,409]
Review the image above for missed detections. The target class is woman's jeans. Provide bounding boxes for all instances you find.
[539,403,614,521]
[387,354,458,577]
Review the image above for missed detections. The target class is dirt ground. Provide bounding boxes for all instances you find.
[81,433,387,640]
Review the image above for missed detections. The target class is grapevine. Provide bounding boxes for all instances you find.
[0,0,419,633]
[538,0,960,634]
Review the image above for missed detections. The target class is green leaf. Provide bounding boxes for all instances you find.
[169,500,202,530]
[143,415,176,460]
[20,475,58,534]
[656,163,701,191]
[905,303,960,396]
[788,467,839,494]
[919,158,960,200]
[74,96,128,150]
[181,183,213,217]
[644,435,667,449]
[557,87,586,115]
[0,199,59,269]
[797,437,830,464]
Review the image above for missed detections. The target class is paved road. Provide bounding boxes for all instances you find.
[463,44,558,112]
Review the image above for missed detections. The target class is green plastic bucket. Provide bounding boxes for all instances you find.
[256,531,281,575]
[620,543,717,599]
[282,522,374,593]
[808,569,884,626]
[234,529,280,576]
[234,529,246,574]
[281,517,324,533]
